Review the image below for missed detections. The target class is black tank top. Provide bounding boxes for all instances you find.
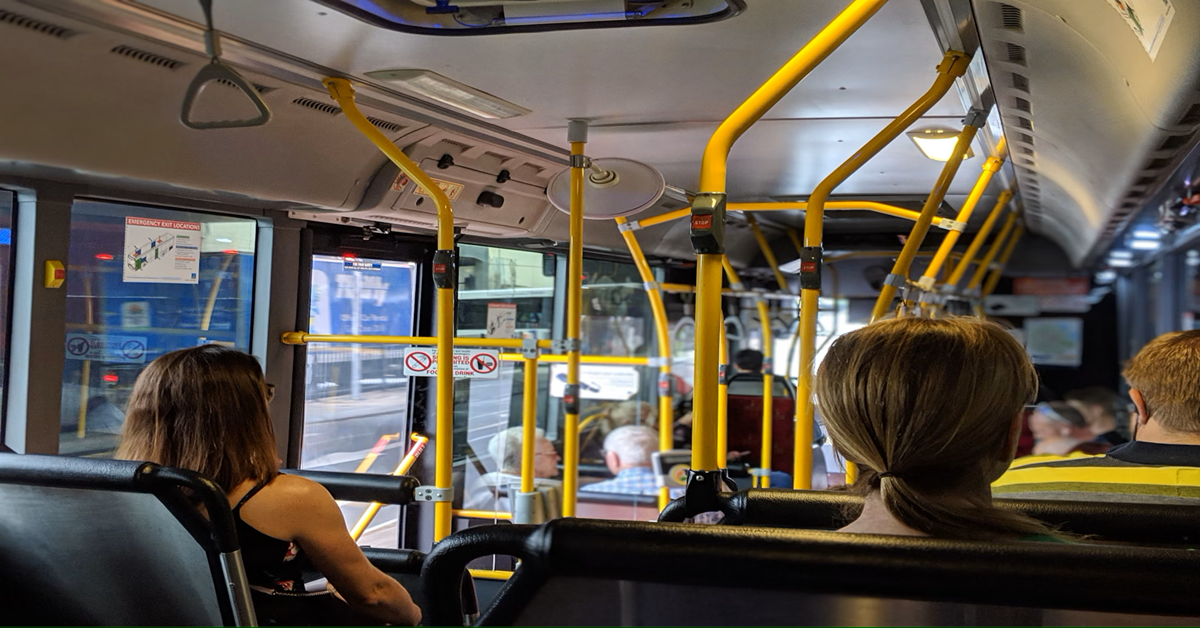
[233,479,321,595]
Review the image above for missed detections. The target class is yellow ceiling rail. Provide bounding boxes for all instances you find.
[944,188,1013,290]
[870,120,980,322]
[635,200,945,230]
[795,49,971,489]
[324,77,457,541]
[967,212,1018,292]
[281,332,553,350]
[916,136,1008,292]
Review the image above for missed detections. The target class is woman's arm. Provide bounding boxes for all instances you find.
[266,476,421,625]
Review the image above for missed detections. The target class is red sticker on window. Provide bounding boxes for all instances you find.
[692,214,713,230]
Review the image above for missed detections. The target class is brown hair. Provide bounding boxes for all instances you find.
[116,345,279,492]
[1123,330,1200,433]
[816,317,1049,541]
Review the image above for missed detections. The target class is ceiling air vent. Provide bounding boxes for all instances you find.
[1011,73,1030,93]
[1017,146,1034,156]
[1017,133,1034,145]
[1178,103,1200,127]
[1146,157,1172,170]
[1015,117,1034,130]
[1159,133,1194,151]
[367,117,403,133]
[998,4,1023,30]
[0,8,77,39]
[110,45,185,70]
[436,138,474,152]
[1018,158,1035,168]
[215,78,273,94]
[1014,97,1032,113]
[1004,43,1027,66]
[292,97,342,116]
[1134,175,1157,187]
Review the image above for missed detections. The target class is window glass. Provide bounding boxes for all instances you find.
[59,201,257,456]
[1185,249,1200,331]
[0,190,12,437]
[302,254,417,548]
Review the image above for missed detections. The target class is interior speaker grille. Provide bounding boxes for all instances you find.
[1159,133,1194,151]
[0,8,76,39]
[1178,103,1200,127]
[437,138,474,151]
[1014,97,1032,113]
[367,117,403,133]
[1011,73,1030,92]
[1005,42,1027,66]
[110,45,185,70]
[292,97,342,116]
[1016,117,1034,130]
[999,4,1023,30]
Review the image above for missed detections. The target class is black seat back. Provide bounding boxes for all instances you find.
[687,489,1200,546]
[423,519,1200,626]
[0,454,254,625]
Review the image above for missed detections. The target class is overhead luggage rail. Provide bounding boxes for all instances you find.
[424,518,1200,626]
[0,453,256,626]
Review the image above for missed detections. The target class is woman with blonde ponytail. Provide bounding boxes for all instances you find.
[815,317,1059,541]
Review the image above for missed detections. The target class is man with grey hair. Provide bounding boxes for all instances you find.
[582,425,679,497]
[464,426,561,512]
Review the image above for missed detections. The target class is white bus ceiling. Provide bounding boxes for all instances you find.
[1,0,1199,267]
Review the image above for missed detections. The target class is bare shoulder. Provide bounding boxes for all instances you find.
[262,473,336,506]
[239,474,341,540]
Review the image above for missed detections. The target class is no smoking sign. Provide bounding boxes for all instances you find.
[402,347,500,380]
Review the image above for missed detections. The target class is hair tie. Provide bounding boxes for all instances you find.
[878,471,898,479]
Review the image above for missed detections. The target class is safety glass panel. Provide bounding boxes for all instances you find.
[59,201,257,456]
[302,255,417,548]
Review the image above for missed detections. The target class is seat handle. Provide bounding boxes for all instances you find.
[180,0,271,130]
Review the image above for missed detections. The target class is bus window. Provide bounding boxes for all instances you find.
[58,201,257,456]
[302,254,416,547]
[455,245,554,519]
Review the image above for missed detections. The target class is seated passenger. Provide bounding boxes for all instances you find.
[116,345,420,626]
[581,425,679,497]
[816,317,1056,541]
[463,427,561,511]
[1028,401,1110,456]
[734,348,763,375]
[995,330,1200,504]
[1065,386,1130,446]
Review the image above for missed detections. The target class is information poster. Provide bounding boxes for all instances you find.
[1108,0,1175,60]
[549,364,640,400]
[123,217,201,284]
[1024,317,1084,367]
[486,303,517,339]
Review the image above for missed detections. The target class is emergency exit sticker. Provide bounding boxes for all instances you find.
[403,347,500,379]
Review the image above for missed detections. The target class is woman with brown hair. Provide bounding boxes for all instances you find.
[815,317,1057,541]
[117,345,420,626]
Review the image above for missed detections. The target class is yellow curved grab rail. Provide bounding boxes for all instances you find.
[350,433,429,541]
[324,78,457,541]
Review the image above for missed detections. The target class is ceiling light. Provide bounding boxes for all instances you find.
[365,69,530,120]
[1108,250,1133,259]
[1108,258,1134,267]
[1095,270,1117,284]
[906,128,976,161]
[1132,229,1160,240]
[1130,239,1160,250]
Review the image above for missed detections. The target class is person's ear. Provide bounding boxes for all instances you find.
[1130,389,1149,426]
[605,450,620,470]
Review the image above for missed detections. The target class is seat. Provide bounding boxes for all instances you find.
[669,488,1200,547]
[422,518,1200,626]
[0,453,255,625]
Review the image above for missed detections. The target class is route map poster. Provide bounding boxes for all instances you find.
[122,217,201,284]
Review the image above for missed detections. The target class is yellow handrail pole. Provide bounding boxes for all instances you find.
[76,273,95,438]
[718,318,729,464]
[324,78,457,541]
[916,137,1007,291]
[966,212,1018,292]
[350,434,429,541]
[944,190,1012,289]
[520,356,538,495]
[637,201,946,231]
[722,257,773,488]
[982,223,1025,297]
[454,510,514,521]
[280,332,551,350]
[746,214,791,292]
[614,216,676,510]
[796,50,971,489]
[693,0,890,474]
[562,122,587,517]
[869,121,980,322]
[353,432,401,474]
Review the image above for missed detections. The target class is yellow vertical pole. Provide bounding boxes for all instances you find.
[795,50,971,489]
[615,216,676,510]
[916,137,1007,291]
[520,357,538,495]
[76,273,94,438]
[870,122,980,322]
[967,212,1018,292]
[693,0,890,475]
[944,190,1012,290]
[722,257,773,488]
[718,319,729,464]
[323,78,456,541]
[982,223,1025,297]
[563,122,587,516]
